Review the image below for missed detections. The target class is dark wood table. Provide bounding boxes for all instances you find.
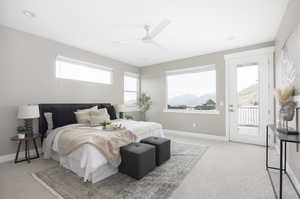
[10,134,40,163]
[266,124,300,199]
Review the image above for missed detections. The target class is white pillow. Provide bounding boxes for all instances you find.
[89,108,110,126]
[74,106,98,124]
[44,112,53,132]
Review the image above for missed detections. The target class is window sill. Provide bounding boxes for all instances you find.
[163,109,220,115]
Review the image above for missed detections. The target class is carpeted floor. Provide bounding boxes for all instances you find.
[0,132,298,199]
[33,142,207,199]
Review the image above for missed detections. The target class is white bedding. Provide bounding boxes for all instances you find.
[43,119,164,183]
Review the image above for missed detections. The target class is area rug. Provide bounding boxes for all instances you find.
[33,141,208,199]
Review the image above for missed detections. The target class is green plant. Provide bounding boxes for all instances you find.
[138,93,152,113]
[100,120,111,127]
[138,93,152,121]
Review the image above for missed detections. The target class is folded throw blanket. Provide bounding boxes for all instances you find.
[52,127,137,167]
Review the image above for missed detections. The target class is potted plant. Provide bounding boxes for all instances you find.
[138,93,152,121]
[275,84,297,131]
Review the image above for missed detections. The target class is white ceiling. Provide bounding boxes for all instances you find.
[0,0,289,67]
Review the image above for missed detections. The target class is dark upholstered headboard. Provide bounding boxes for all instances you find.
[39,103,117,142]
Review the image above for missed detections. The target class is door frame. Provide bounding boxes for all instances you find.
[224,47,275,144]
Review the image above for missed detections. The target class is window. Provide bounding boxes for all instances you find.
[166,65,217,112]
[56,56,112,84]
[124,72,139,106]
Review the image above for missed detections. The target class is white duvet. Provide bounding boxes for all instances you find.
[43,119,164,182]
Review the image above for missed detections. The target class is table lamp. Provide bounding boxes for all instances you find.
[17,105,40,136]
[116,104,126,119]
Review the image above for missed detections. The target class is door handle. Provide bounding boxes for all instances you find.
[229,104,234,112]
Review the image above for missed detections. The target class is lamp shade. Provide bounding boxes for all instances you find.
[116,104,126,112]
[17,105,40,119]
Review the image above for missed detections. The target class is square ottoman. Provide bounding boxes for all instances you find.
[119,142,156,180]
[141,137,170,166]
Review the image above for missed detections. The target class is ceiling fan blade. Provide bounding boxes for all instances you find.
[149,19,171,39]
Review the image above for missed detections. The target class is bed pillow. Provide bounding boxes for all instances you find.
[89,108,110,126]
[74,106,98,124]
[44,112,53,132]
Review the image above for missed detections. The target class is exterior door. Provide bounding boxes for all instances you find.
[226,49,273,145]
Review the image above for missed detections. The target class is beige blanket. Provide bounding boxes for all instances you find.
[54,127,137,167]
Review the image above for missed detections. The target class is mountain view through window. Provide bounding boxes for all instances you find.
[167,66,216,111]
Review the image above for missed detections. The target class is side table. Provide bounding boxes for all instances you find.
[10,134,40,163]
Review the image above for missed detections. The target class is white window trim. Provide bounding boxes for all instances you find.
[163,109,220,114]
[124,72,140,108]
[124,72,139,78]
[166,64,215,76]
[56,55,113,85]
[165,64,218,113]
[57,55,113,72]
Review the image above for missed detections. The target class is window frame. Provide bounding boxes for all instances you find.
[165,64,219,114]
[124,72,139,110]
[55,55,113,85]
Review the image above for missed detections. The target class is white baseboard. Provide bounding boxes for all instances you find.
[164,129,228,141]
[274,144,300,193]
[0,148,42,164]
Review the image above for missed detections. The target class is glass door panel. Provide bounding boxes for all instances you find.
[237,64,259,136]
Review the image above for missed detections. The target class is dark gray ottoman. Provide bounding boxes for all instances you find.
[119,142,156,180]
[141,137,171,166]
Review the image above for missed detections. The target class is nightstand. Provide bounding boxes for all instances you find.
[10,134,40,163]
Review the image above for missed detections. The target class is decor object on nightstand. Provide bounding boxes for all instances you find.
[275,84,298,134]
[17,105,40,136]
[17,126,26,139]
[116,104,126,119]
[138,93,152,121]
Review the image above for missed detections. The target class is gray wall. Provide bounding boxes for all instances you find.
[141,42,274,137]
[274,0,300,185]
[0,25,140,156]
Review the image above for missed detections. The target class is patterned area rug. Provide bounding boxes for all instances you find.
[33,141,207,199]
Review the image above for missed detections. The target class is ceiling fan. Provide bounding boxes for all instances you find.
[113,19,171,49]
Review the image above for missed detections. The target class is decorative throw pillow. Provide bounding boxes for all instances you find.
[89,108,110,126]
[74,106,98,124]
[44,112,53,132]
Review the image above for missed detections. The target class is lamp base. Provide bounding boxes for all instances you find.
[119,112,124,119]
[24,119,33,136]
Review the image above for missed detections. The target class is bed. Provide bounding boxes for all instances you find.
[39,103,164,183]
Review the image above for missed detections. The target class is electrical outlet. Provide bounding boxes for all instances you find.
[193,123,197,128]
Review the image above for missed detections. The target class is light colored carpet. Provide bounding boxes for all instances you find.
[0,132,298,199]
[33,142,207,199]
